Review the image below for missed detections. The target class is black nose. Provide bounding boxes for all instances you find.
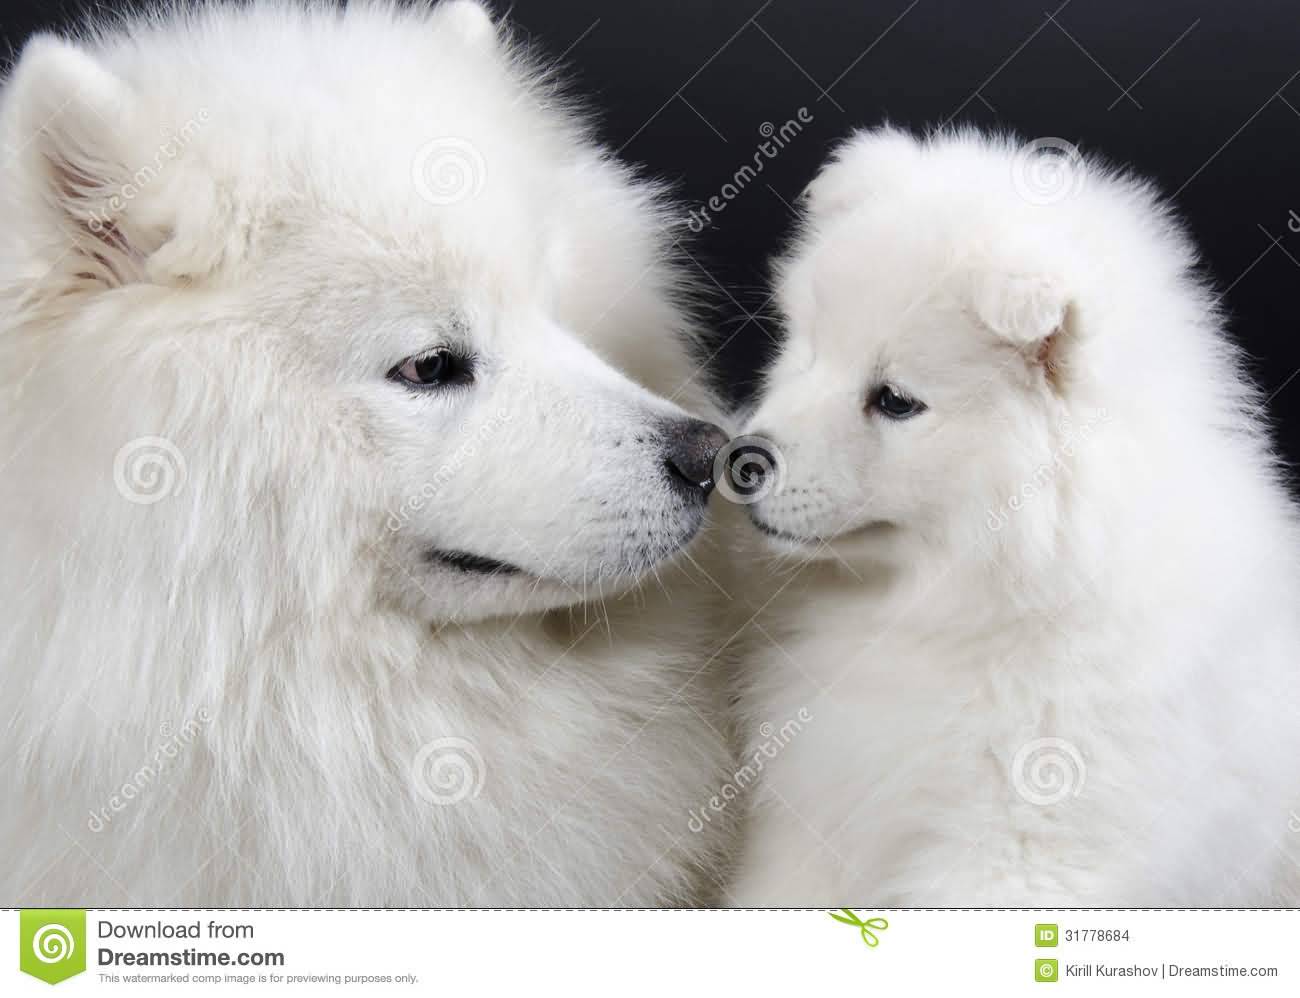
[661,419,729,498]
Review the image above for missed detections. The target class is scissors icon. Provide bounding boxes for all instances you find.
[829,908,889,947]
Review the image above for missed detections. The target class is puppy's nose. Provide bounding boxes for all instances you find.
[662,419,729,498]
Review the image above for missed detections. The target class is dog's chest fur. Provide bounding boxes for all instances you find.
[10,598,736,906]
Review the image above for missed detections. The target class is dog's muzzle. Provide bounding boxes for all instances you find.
[661,419,729,498]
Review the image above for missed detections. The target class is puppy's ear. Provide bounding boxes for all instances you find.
[4,36,149,287]
[970,269,1075,390]
[802,127,920,219]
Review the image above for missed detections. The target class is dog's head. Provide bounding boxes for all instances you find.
[739,128,1192,569]
[0,2,725,628]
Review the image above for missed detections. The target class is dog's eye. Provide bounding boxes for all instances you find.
[871,385,926,420]
[389,349,473,389]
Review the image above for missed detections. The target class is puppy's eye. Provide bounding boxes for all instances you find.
[389,349,473,389]
[871,384,926,420]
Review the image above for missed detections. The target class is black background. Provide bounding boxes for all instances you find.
[4,0,1298,465]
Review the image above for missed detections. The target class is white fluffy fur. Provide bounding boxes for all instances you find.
[730,127,1300,905]
[0,1,740,906]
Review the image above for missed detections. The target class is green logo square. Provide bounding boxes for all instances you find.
[1035,922,1059,947]
[1035,958,1059,983]
[20,909,86,984]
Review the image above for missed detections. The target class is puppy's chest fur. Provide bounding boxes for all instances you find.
[735,569,1299,905]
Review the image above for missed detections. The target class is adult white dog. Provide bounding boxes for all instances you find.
[0,1,740,906]
[729,127,1300,905]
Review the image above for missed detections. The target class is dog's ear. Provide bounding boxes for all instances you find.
[969,268,1075,389]
[432,1,500,48]
[802,127,920,219]
[4,36,151,287]
[4,37,230,289]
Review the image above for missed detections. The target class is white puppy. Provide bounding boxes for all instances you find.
[0,1,739,905]
[729,127,1300,905]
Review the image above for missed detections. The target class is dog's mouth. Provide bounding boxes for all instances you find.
[421,504,709,588]
[425,548,525,576]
